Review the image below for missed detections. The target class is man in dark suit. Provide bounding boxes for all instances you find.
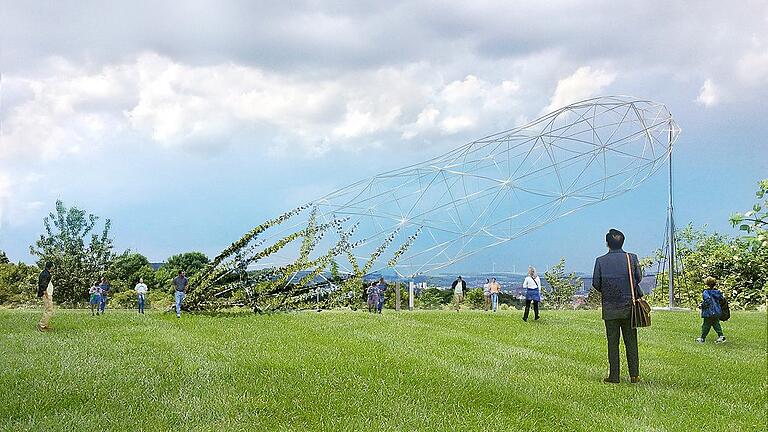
[592,229,644,384]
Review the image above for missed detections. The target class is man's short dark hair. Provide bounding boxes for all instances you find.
[606,229,625,249]
[45,262,53,269]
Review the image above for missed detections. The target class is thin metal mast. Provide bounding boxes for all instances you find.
[667,119,676,308]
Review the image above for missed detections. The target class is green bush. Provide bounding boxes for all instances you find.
[465,288,485,309]
[417,287,452,309]
[649,225,768,309]
[544,258,580,309]
[107,289,174,310]
[110,290,139,309]
[0,262,38,306]
[498,292,524,309]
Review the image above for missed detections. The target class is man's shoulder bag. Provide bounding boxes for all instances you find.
[627,253,651,328]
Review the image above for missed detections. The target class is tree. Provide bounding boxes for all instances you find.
[651,224,767,309]
[0,261,39,305]
[106,252,157,293]
[29,200,116,303]
[544,258,580,309]
[156,252,210,291]
[730,178,767,248]
[0,250,9,264]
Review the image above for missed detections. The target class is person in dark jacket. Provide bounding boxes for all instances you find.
[451,276,467,311]
[172,270,188,318]
[696,277,726,344]
[98,277,111,314]
[376,277,388,314]
[592,229,644,384]
[37,262,54,331]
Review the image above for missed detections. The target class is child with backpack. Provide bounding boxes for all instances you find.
[696,277,727,344]
[88,282,102,316]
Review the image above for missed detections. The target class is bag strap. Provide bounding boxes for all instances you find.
[626,253,636,304]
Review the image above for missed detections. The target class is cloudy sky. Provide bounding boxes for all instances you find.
[1,1,766,272]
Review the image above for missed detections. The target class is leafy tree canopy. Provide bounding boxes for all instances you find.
[730,178,767,248]
[29,200,116,303]
[107,252,157,292]
[156,252,210,291]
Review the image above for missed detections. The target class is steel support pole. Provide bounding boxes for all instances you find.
[667,122,676,308]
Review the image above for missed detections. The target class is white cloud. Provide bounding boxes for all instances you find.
[1,53,531,159]
[696,79,720,107]
[441,115,477,134]
[0,172,44,230]
[543,66,616,113]
[736,45,768,86]
[402,107,440,139]
[401,74,522,139]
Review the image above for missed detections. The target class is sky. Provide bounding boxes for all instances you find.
[1,1,766,273]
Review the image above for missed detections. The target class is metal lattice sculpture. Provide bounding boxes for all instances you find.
[188,96,680,310]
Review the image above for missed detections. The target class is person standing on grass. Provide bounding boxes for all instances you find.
[36,262,54,332]
[451,276,467,311]
[489,277,501,312]
[592,229,643,384]
[483,278,491,311]
[696,277,727,344]
[89,281,102,316]
[377,277,388,314]
[172,270,188,318]
[367,281,379,313]
[135,278,148,314]
[99,277,111,314]
[522,266,542,321]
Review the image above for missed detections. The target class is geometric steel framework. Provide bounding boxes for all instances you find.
[219,96,680,282]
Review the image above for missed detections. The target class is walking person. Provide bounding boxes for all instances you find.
[489,277,501,312]
[451,276,467,311]
[483,279,491,311]
[36,262,54,332]
[135,278,148,314]
[88,281,101,316]
[367,281,379,313]
[98,277,110,314]
[172,270,188,318]
[522,266,542,321]
[592,229,644,384]
[696,277,727,344]
[376,277,388,314]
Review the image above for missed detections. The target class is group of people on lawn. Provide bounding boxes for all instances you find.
[450,268,543,320]
[35,268,190,331]
[35,229,730,384]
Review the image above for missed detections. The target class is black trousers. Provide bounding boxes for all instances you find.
[604,318,639,380]
[523,300,539,320]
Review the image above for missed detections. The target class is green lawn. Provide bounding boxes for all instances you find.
[0,308,765,431]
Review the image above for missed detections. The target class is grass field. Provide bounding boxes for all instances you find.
[0,308,765,431]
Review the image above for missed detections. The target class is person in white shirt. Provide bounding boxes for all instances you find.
[135,278,148,314]
[522,266,542,321]
[482,279,491,311]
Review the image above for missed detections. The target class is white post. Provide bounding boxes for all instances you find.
[409,282,415,310]
[667,121,676,308]
[395,281,401,311]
